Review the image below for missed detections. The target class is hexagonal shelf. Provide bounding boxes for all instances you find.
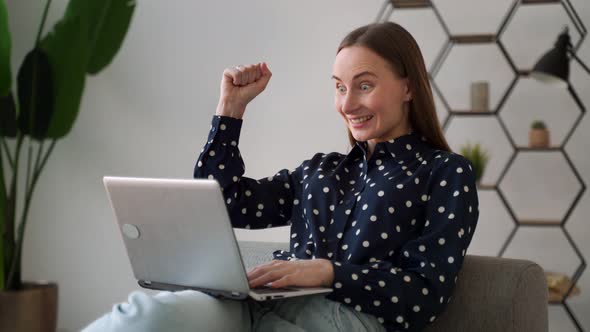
[563,264,590,329]
[500,77,582,148]
[433,42,515,112]
[384,6,447,69]
[445,116,514,186]
[377,0,587,329]
[467,190,516,256]
[432,0,514,35]
[502,227,582,291]
[500,1,583,70]
[549,306,584,332]
[499,151,583,224]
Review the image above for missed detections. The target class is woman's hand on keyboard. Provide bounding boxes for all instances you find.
[246,258,334,289]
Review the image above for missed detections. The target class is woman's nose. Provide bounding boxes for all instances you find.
[341,92,360,113]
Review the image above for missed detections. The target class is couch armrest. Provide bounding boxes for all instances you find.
[425,255,548,332]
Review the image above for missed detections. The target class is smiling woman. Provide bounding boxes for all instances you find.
[82,22,479,332]
[335,23,450,160]
[332,46,414,160]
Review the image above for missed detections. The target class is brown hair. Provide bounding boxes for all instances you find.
[338,22,451,152]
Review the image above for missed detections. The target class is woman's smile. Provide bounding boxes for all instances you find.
[349,115,374,127]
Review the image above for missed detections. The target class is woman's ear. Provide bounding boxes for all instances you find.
[403,79,412,102]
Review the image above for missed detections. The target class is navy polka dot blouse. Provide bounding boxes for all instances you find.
[194,115,479,331]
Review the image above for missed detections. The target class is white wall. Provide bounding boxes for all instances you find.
[5,0,590,330]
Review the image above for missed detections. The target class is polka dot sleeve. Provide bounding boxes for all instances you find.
[327,154,479,331]
[193,115,304,229]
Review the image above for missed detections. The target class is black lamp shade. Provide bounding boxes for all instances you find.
[531,29,571,87]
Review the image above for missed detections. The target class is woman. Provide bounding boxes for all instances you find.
[83,22,478,332]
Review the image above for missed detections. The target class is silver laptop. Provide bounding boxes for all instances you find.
[103,176,332,301]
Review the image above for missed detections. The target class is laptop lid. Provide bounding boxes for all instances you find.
[103,176,251,297]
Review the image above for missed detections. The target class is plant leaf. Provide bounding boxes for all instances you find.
[65,0,136,74]
[41,15,88,139]
[0,92,16,137]
[17,48,54,140]
[0,0,12,96]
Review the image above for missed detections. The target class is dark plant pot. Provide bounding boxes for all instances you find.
[0,282,58,332]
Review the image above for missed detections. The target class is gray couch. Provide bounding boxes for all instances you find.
[423,255,548,332]
[240,241,548,332]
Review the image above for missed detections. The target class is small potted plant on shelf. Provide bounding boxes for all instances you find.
[0,0,135,331]
[459,142,490,186]
[529,120,550,148]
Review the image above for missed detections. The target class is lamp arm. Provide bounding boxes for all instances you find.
[568,49,590,76]
[567,84,586,115]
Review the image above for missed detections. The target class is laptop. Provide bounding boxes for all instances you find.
[103,176,333,301]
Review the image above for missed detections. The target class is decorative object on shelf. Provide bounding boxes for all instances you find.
[529,120,550,148]
[0,0,135,331]
[546,271,581,304]
[377,0,587,330]
[470,81,490,112]
[459,142,490,184]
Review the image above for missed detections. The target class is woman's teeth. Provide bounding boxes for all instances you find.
[350,115,373,124]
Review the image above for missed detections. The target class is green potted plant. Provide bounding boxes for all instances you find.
[0,0,135,330]
[459,142,490,185]
[529,120,550,148]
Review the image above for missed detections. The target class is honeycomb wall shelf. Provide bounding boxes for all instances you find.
[377,0,587,330]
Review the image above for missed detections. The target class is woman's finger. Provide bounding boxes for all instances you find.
[222,67,238,86]
[246,260,279,279]
[249,271,276,288]
[242,66,251,86]
[254,62,272,90]
[225,63,270,88]
[246,64,259,84]
[249,268,289,288]
[269,274,295,288]
[230,65,240,85]
[255,63,263,81]
[246,264,267,280]
[235,65,246,86]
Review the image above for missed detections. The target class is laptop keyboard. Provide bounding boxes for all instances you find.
[238,241,298,293]
[238,241,288,270]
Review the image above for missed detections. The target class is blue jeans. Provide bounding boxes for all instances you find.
[82,290,386,332]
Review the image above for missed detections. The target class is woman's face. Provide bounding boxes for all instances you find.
[332,46,412,145]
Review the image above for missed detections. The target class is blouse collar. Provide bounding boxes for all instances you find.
[353,132,429,164]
